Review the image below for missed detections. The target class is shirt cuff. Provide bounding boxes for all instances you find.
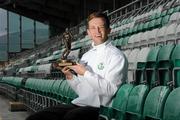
[84,70,92,79]
[67,75,80,87]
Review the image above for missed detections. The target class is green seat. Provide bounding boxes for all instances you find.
[132,25,138,34]
[121,37,129,48]
[13,77,24,89]
[125,85,149,120]
[143,22,150,31]
[174,6,180,12]
[112,38,119,46]
[160,10,167,17]
[163,87,180,120]
[157,44,175,86]
[148,19,156,29]
[116,38,123,47]
[146,46,161,88]
[149,13,156,20]
[46,80,55,97]
[155,17,162,28]
[136,47,151,84]
[162,15,170,25]
[122,28,129,36]
[51,80,63,99]
[99,84,134,120]
[62,81,71,103]
[171,44,180,87]
[167,7,174,15]
[137,23,144,32]
[143,86,170,120]
[66,87,78,103]
[57,80,67,103]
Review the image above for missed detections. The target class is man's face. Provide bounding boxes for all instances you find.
[87,17,111,45]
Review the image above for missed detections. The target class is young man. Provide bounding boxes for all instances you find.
[26,11,128,120]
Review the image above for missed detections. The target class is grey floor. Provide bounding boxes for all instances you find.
[0,95,31,120]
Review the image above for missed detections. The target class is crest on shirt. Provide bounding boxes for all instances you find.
[97,62,104,70]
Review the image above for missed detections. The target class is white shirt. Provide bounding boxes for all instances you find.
[67,40,128,107]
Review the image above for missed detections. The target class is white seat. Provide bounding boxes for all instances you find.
[165,23,177,43]
[148,28,159,45]
[123,49,131,58]
[156,26,167,44]
[169,12,180,23]
[140,31,149,46]
[127,48,140,83]
[175,24,180,43]
[127,34,135,49]
[136,47,151,63]
[36,63,52,75]
[134,32,142,48]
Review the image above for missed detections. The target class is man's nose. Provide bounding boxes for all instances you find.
[95,27,101,33]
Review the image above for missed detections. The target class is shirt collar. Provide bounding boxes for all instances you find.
[91,39,111,51]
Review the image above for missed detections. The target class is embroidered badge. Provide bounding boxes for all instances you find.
[97,62,104,70]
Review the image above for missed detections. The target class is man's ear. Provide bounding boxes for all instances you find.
[87,29,91,37]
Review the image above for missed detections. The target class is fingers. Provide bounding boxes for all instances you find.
[62,66,70,72]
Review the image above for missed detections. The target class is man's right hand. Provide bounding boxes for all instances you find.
[61,66,73,80]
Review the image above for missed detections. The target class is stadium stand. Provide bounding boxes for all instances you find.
[1,0,180,120]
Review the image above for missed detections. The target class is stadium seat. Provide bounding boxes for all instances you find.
[165,23,177,44]
[121,37,130,50]
[139,31,149,47]
[169,12,180,23]
[50,80,63,101]
[156,26,167,45]
[136,47,151,84]
[163,87,180,120]
[123,49,131,58]
[171,44,180,87]
[127,34,135,49]
[146,46,161,88]
[157,44,175,86]
[99,84,134,120]
[143,86,171,120]
[133,33,142,48]
[148,28,159,46]
[162,15,170,25]
[127,48,140,83]
[125,84,149,120]
[175,23,180,43]
[57,80,68,103]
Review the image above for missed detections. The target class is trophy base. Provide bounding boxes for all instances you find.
[57,59,76,67]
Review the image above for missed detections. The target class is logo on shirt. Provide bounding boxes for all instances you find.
[97,62,104,70]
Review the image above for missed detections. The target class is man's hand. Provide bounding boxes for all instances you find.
[61,66,73,80]
[68,63,86,76]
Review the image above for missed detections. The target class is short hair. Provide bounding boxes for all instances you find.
[87,11,110,29]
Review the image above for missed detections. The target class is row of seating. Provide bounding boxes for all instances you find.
[99,83,180,120]
[0,77,78,112]
[121,44,180,89]
[0,76,179,119]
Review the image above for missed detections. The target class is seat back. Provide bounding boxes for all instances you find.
[157,44,175,86]
[171,44,180,87]
[146,46,161,88]
[125,85,149,120]
[99,84,134,120]
[136,47,151,84]
[163,87,180,120]
[143,86,170,120]
[128,48,140,83]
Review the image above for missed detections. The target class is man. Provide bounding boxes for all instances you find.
[26,11,128,120]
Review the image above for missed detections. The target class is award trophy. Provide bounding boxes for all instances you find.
[54,28,76,67]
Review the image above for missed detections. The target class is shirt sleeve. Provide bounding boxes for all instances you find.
[83,54,127,97]
[67,75,80,94]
